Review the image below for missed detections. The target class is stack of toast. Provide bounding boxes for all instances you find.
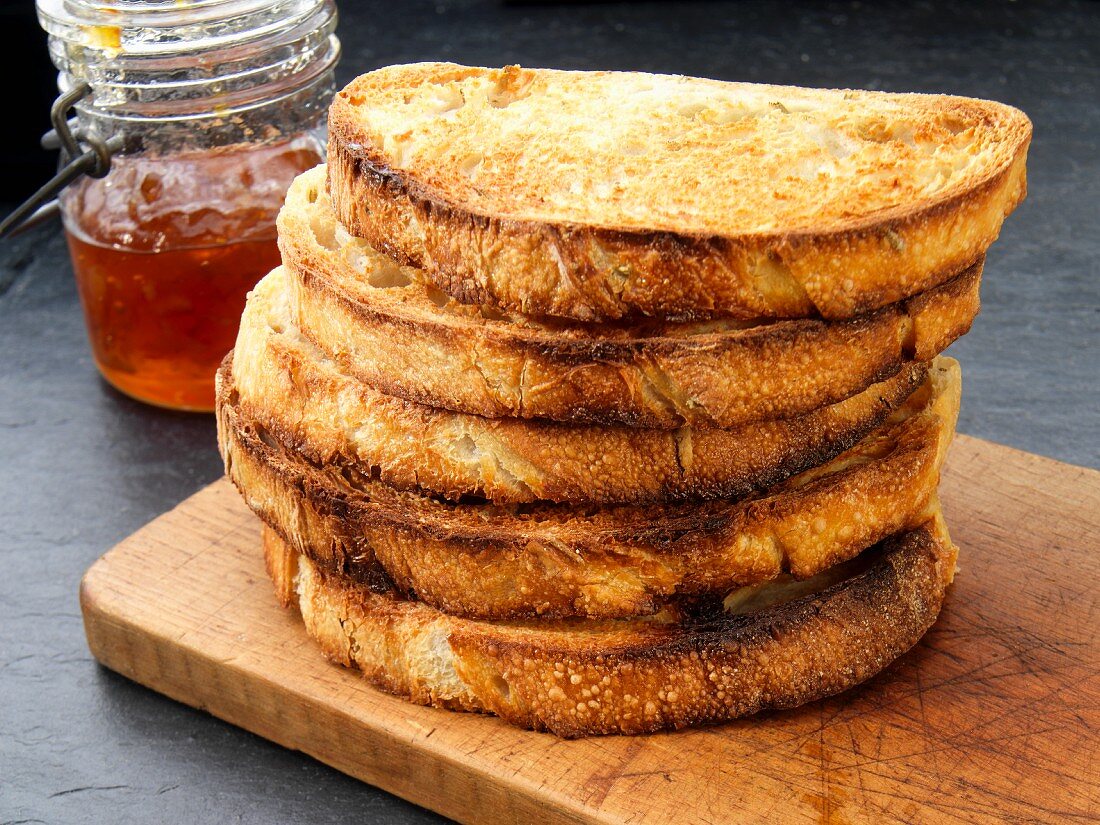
[215,64,1030,737]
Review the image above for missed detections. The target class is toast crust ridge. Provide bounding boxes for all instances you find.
[328,63,1029,321]
[281,166,981,428]
[234,267,928,504]
[217,358,960,619]
[266,516,957,736]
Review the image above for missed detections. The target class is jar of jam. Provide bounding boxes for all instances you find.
[36,0,338,411]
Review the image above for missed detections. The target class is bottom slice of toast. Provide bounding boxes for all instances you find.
[264,516,957,737]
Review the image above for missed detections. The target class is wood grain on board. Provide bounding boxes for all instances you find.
[80,435,1100,824]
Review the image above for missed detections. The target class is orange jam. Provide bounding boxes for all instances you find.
[63,138,322,411]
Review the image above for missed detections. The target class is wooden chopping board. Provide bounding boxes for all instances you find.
[80,435,1100,824]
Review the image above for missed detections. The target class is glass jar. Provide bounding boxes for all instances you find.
[37,0,339,411]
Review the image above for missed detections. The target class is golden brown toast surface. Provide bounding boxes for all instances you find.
[329,63,1029,320]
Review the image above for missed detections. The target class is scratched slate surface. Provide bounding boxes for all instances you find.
[0,1,1097,823]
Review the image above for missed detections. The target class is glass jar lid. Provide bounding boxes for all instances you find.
[37,0,339,142]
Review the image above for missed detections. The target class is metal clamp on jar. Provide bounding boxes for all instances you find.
[7,0,339,411]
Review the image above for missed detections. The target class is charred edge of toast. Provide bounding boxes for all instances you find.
[219,365,941,551]
[271,519,956,736]
[290,259,898,427]
[217,359,952,620]
[278,183,986,359]
[291,252,903,362]
[284,229,978,427]
[238,292,929,502]
[328,108,1025,322]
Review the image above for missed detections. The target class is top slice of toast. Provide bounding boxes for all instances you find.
[329,63,1030,321]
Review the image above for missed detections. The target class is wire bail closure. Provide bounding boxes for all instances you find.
[0,83,123,239]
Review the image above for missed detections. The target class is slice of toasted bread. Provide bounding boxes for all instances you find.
[265,514,957,736]
[281,166,980,428]
[217,357,960,619]
[328,63,1029,321]
[235,267,927,504]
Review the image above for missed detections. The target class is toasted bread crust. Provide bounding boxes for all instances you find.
[328,63,1029,321]
[235,268,927,504]
[217,358,960,619]
[270,517,957,736]
[282,167,980,428]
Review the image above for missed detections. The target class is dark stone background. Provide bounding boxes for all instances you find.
[1,1,1096,822]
